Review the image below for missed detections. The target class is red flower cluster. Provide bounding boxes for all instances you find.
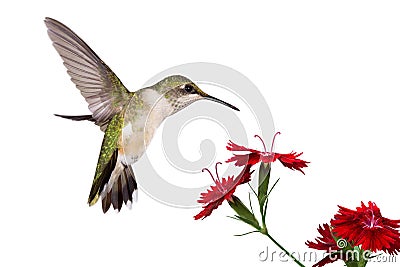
[226,133,309,174]
[194,133,309,220]
[331,201,400,254]
[307,202,400,267]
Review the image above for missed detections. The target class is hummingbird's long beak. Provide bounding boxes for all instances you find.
[204,95,240,111]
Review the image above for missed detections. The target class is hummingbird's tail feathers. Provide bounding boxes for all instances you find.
[54,114,95,121]
[88,149,119,207]
[88,146,137,213]
[100,160,137,213]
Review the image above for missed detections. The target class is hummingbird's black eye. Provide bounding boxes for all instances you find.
[184,84,195,93]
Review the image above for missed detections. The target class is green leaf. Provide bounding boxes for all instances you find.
[266,178,280,198]
[228,195,260,230]
[234,230,259,237]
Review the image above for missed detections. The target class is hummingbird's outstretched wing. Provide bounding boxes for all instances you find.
[45,17,132,131]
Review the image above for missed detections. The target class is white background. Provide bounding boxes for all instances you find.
[1,1,400,266]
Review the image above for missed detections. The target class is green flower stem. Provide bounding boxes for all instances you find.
[262,230,307,267]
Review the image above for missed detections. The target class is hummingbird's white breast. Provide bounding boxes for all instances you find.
[121,88,174,165]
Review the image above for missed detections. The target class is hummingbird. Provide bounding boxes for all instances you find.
[44,18,239,213]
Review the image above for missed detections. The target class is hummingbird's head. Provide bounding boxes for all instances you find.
[160,75,239,115]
